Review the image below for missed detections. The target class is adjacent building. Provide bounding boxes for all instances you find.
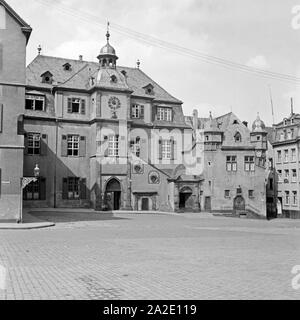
[185,111,275,218]
[0,0,31,221]
[272,110,300,218]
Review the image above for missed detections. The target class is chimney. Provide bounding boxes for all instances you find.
[193,109,198,131]
[242,121,248,127]
[79,55,83,61]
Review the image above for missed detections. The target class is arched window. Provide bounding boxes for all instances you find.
[234,132,242,142]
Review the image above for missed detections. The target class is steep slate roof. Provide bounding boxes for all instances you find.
[0,0,32,42]
[26,55,182,103]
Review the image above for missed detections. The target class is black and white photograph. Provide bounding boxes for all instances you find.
[0,0,300,308]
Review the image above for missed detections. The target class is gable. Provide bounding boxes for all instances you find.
[0,0,32,42]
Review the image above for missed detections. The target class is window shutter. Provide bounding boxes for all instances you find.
[67,98,72,113]
[152,106,157,122]
[140,105,144,119]
[41,134,48,156]
[0,103,3,133]
[80,178,87,200]
[79,136,86,157]
[171,137,177,160]
[24,133,29,155]
[17,115,24,135]
[62,178,68,200]
[81,99,86,115]
[158,138,162,160]
[61,135,68,157]
[40,178,46,200]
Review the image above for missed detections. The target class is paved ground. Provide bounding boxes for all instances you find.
[0,211,300,300]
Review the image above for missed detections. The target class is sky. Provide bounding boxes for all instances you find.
[7,0,300,126]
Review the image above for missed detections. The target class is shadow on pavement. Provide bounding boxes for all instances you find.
[24,211,129,224]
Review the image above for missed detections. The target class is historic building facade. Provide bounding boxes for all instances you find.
[0,0,32,221]
[23,30,202,213]
[272,111,300,218]
[185,111,273,218]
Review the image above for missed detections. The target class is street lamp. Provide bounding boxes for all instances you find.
[19,164,40,224]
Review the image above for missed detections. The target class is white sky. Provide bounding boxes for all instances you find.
[7,0,300,126]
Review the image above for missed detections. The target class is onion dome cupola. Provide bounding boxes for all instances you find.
[97,22,118,69]
[250,113,268,156]
[252,113,267,133]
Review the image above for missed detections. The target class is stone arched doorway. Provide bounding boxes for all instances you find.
[179,186,193,210]
[105,178,121,210]
[233,195,245,213]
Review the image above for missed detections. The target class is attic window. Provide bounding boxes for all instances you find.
[121,70,127,77]
[63,63,72,71]
[234,132,242,142]
[143,84,154,95]
[41,72,53,84]
[110,75,117,83]
[233,120,239,125]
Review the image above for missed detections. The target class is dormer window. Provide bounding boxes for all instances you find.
[63,63,72,71]
[233,120,239,125]
[110,75,117,83]
[41,71,53,84]
[143,83,154,95]
[234,132,242,142]
[284,119,287,126]
[121,70,127,77]
[157,106,172,121]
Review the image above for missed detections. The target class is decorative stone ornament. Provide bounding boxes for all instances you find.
[149,171,160,184]
[108,96,121,119]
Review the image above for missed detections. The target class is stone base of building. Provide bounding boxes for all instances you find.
[281,210,300,219]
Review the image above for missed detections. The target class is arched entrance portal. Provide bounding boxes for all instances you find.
[179,187,193,210]
[233,195,245,213]
[105,178,121,210]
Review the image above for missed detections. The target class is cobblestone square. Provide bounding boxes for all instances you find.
[0,211,300,300]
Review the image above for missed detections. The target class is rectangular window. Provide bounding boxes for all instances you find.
[285,191,290,205]
[23,178,46,201]
[226,156,237,172]
[277,150,282,163]
[293,191,298,206]
[67,177,80,200]
[291,149,296,162]
[67,135,79,156]
[224,190,230,198]
[278,170,282,182]
[162,140,172,159]
[27,133,41,155]
[244,156,255,171]
[108,135,119,157]
[157,107,172,121]
[284,149,289,162]
[248,190,254,198]
[25,95,45,111]
[131,104,144,119]
[284,169,289,178]
[292,169,297,182]
[130,137,141,157]
[67,98,86,114]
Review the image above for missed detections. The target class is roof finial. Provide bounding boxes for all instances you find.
[106,21,110,43]
[209,111,212,119]
[136,59,140,69]
[37,44,42,55]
